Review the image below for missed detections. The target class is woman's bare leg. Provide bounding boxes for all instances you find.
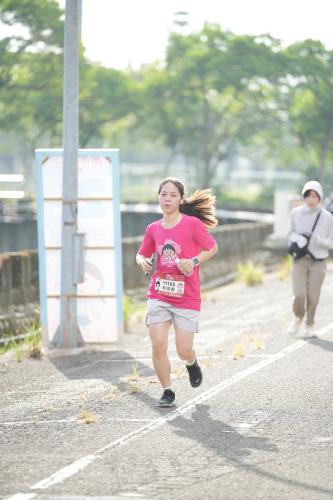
[174,326,195,364]
[149,320,172,388]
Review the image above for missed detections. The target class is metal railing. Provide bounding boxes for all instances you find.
[0,331,36,345]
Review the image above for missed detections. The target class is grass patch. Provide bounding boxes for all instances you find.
[106,385,119,401]
[123,295,136,330]
[236,261,264,286]
[123,295,146,332]
[0,323,42,360]
[126,362,141,382]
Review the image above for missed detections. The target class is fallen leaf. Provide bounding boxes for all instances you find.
[232,344,245,360]
[127,385,141,394]
[79,411,97,424]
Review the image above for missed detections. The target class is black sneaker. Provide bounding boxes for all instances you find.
[186,358,203,387]
[156,389,175,407]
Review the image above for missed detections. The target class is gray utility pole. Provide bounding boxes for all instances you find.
[54,0,83,348]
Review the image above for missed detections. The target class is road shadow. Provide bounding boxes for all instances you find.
[49,347,171,412]
[309,336,333,352]
[170,403,276,459]
[169,403,333,497]
[48,352,333,498]
[49,346,333,498]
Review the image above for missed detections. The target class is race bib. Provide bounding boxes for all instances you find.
[154,273,185,297]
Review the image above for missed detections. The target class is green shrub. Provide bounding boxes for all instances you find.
[237,261,264,286]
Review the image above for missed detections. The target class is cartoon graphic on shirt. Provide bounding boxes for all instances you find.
[155,280,161,292]
[158,239,181,267]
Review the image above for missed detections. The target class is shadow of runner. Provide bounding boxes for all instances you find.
[49,349,171,412]
[309,337,333,352]
[170,403,276,458]
[41,355,333,498]
[50,350,155,383]
[168,404,333,497]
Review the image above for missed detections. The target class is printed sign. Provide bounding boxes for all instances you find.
[35,149,123,345]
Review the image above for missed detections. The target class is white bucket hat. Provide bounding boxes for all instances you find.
[301,180,323,200]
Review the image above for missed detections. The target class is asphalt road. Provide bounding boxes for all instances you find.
[1,265,333,500]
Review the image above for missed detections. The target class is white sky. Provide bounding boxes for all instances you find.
[47,1,333,69]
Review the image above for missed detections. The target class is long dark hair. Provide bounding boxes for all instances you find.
[158,177,218,228]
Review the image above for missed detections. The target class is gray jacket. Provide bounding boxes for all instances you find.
[288,204,333,259]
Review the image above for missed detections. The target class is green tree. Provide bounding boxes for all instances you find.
[140,25,286,186]
[79,63,141,147]
[0,0,63,87]
[284,40,333,184]
[0,51,63,148]
[0,1,140,152]
[0,0,64,146]
[0,0,63,48]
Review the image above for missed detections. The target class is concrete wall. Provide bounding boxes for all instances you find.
[0,251,39,307]
[0,215,153,251]
[0,221,38,252]
[0,251,39,334]
[0,212,156,251]
[0,210,245,250]
[0,221,273,332]
[0,216,143,251]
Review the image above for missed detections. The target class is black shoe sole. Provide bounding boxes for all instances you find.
[156,400,176,407]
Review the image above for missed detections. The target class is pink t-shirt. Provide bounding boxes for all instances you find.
[138,214,217,310]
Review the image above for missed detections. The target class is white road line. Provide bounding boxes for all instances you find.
[65,354,196,373]
[198,309,330,352]
[143,278,333,342]
[201,289,292,327]
[5,495,36,500]
[99,354,214,364]
[230,354,273,358]
[32,454,97,491]
[0,417,156,427]
[57,354,215,375]
[111,418,156,422]
[0,418,77,426]
[313,436,333,443]
[6,495,150,500]
[6,321,332,500]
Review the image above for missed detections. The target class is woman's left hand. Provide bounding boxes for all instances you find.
[177,258,194,274]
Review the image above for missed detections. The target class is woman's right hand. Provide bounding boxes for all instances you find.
[139,256,153,274]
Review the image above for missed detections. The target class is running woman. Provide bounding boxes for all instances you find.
[136,177,218,407]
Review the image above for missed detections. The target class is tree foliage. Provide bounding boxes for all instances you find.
[284,40,333,182]
[0,1,140,150]
[1,4,333,187]
[79,63,141,147]
[140,25,287,185]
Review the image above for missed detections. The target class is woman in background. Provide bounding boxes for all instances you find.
[287,180,333,338]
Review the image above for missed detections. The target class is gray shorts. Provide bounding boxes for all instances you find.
[146,299,200,333]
